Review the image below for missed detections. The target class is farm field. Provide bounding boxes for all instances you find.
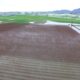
[0,23,80,80]
[0,15,80,24]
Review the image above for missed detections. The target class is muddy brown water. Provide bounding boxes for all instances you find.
[0,24,80,80]
[0,23,80,63]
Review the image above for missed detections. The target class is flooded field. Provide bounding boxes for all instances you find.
[0,24,80,62]
[0,56,80,80]
[0,24,80,80]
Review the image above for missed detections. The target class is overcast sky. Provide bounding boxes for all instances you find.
[0,0,80,12]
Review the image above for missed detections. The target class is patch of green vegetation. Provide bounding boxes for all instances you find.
[0,15,30,24]
[0,15,47,24]
[48,16,80,24]
[0,15,80,24]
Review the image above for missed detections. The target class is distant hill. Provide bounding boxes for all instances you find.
[72,8,80,14]
[53,8,80,14]
[53,10,71,14]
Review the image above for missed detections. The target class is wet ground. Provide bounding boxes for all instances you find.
[0,23,80,80]
[0,23,80,63]
[0,56,80,80]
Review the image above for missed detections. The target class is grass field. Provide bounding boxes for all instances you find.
[0,15,47,24]
[0,14,80,24]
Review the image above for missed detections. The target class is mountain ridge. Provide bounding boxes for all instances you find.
[53,8,80,14]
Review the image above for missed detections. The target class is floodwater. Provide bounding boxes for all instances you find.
[0,24,80,80]
[0,24,80,63]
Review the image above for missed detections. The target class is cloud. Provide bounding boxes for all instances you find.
[0,0,80,12]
